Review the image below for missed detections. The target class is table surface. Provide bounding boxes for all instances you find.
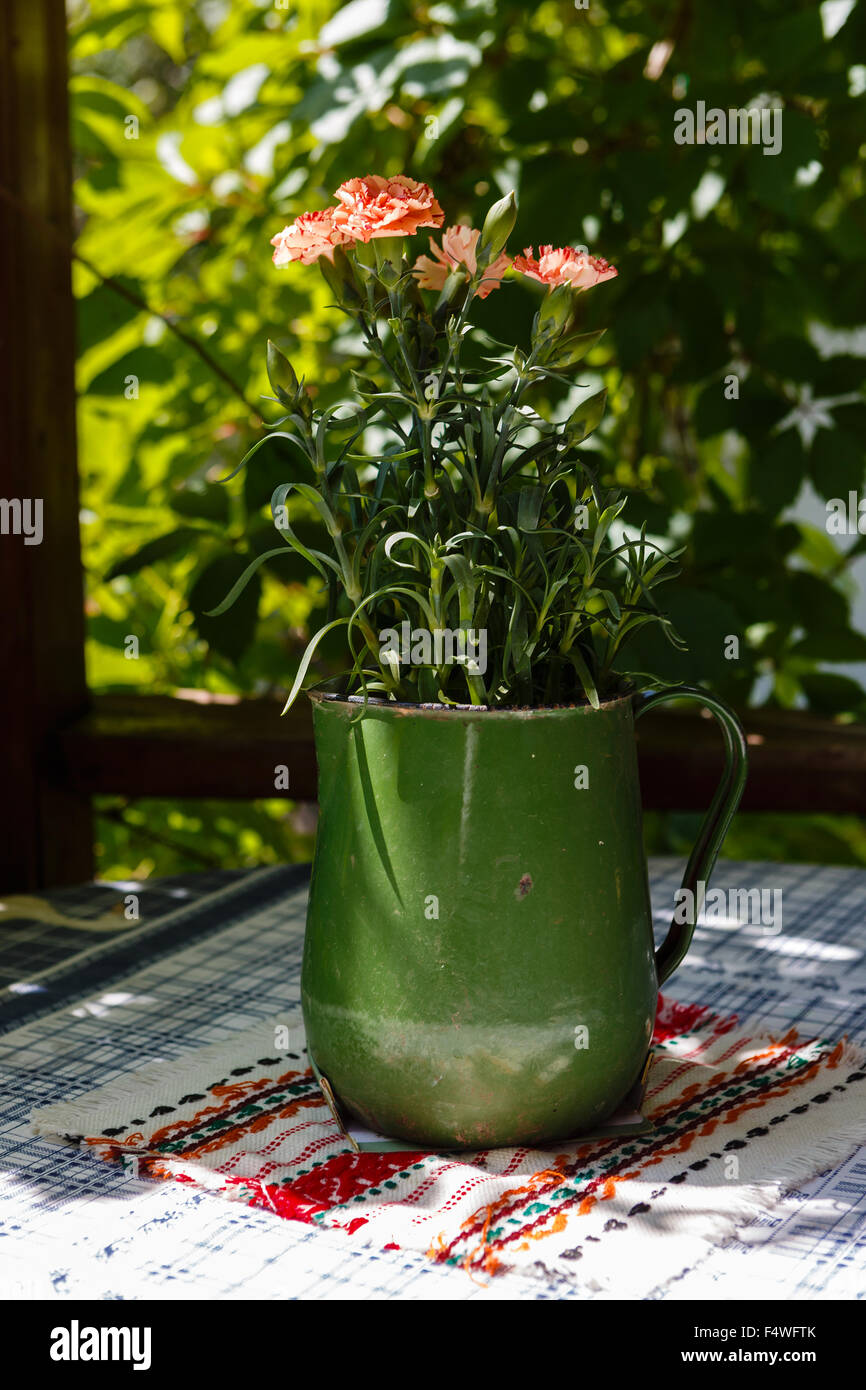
[1,857,864,1301]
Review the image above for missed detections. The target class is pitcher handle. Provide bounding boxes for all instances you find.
[634,685,748,987]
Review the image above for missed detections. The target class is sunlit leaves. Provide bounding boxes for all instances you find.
[72,0,866,730]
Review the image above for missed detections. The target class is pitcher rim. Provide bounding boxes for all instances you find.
[306,683,641,718]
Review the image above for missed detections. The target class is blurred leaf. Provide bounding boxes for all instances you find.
[791,630,866,662]
[790,571,850,631]
[77,279,145,354]
[750,429,806,513]
[809,427,865,502]
[799,672,866,715]
[318,0,400,48]
[106,527,203,580]
[169,482,230,524]
[88,346,176,396]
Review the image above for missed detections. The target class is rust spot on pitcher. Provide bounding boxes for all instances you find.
[516,873,533,899]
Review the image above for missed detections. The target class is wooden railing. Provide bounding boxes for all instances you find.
[55,690,866,809]
[4,681,865,887]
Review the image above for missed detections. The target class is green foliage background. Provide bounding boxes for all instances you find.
[68,0,866,876]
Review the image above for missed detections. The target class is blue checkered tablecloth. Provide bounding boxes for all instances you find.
[0,858,864,1300]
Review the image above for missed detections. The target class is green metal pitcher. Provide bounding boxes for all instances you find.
[301,686,747,1149]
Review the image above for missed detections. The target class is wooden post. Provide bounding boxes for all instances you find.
[0,0,93,888]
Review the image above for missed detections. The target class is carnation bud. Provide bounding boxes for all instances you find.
[542,328,605,369]
[266,340,299,405]
[534,283,574,343]
[477,189,517,266]
[432,268,469,325]
[564,388,608,445]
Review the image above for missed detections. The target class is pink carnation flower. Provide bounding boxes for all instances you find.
[412,225,511,300]
[270,209,350,266]
[512,245,618,290]
[332,174,444,242]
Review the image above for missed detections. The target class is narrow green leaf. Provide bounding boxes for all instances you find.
[567,646,600,709]
[281,619,350,714]
[204,547,292,617]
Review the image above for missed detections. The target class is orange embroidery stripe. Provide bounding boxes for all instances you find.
[650,1038,820,1123]
[444,1044,844,1264]
[145,1068,314,1148]
[182,1094,325,1160]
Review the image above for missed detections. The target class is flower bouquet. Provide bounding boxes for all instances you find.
[210,173,685,710]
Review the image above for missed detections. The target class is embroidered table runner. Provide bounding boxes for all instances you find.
[4,858,866,1299]
[31,994,866,1293]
